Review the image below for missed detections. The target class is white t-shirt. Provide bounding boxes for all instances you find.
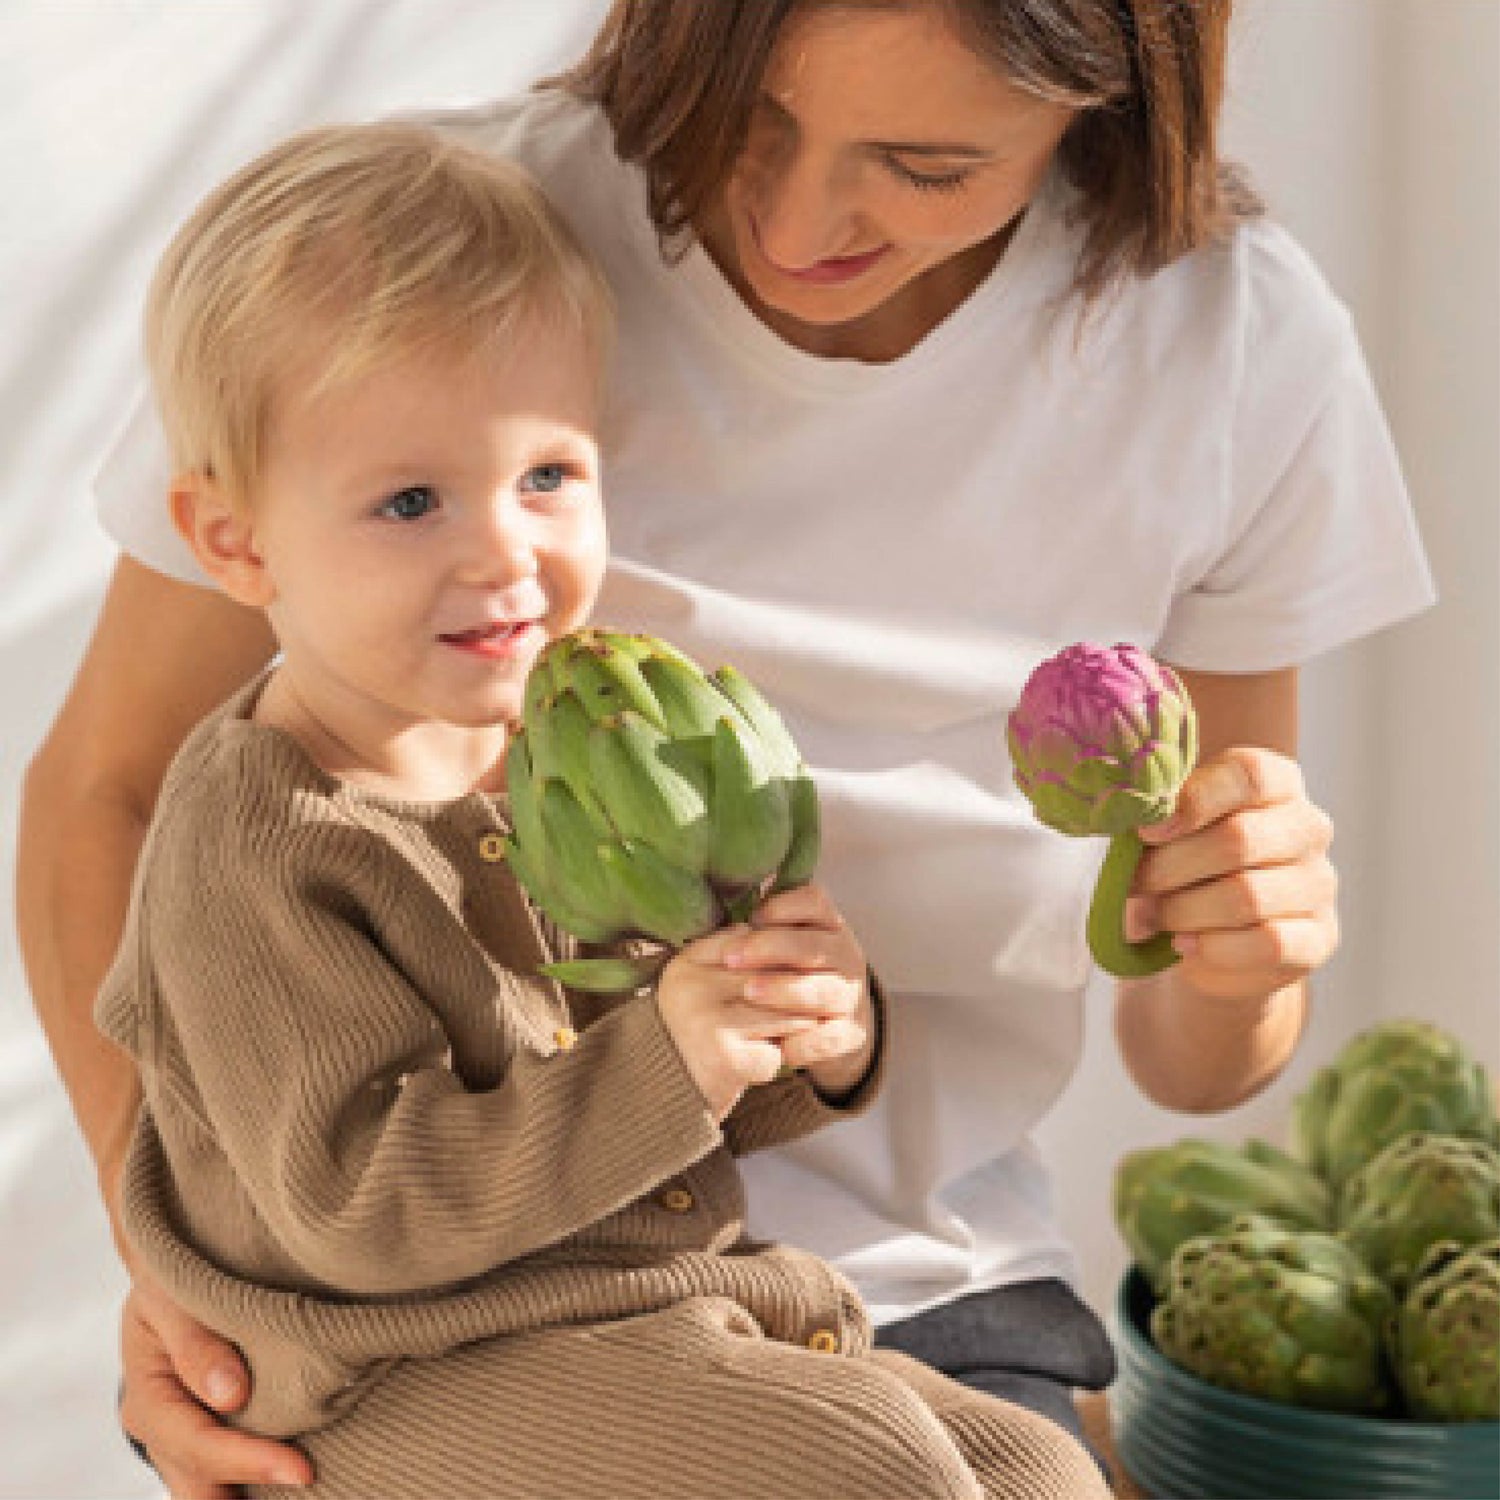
[97,89,1435,1323]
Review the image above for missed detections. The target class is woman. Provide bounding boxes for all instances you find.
[19,1,1431,1494]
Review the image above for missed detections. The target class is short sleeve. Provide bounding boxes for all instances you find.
[1156,250,1436,673]
[94,388,208,584]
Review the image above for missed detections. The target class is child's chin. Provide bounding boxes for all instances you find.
[446,686,526,730]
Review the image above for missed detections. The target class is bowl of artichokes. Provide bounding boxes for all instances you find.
[1108,1019,1500,1500]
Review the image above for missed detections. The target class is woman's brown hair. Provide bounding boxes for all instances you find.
[561,0,1262,302]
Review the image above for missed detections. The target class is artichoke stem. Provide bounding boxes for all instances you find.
[539,953,668,994]
[1087,829,1180,979]
[724,878,777,926]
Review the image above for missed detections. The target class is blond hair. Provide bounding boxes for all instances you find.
[146,121,613,506]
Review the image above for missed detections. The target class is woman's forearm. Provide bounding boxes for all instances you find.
[1113,968,1308,1115]
[15,557,275,1233]
[16,752,150,1220]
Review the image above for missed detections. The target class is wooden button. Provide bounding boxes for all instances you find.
[477,833,507,863]
[807,1329,840,1353]
[659,1187,695,1213]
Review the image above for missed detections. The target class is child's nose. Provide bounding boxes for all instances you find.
[456,506,536,585]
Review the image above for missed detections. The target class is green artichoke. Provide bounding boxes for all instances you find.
[1293,1020,1498,1194]
[1338,1132,1500,1292]
[503,629,819,992]
[1006,642,1196,977]
[1151,1215,1395,1413]
[1115,1137,1332,1295]
[1387,1238,1500,1421]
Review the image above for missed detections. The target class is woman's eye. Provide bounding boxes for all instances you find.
[521,464,568,495]
[887,157,972,194]
[379,485,437,520]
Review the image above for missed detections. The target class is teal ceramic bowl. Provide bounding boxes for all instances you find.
[1109,1269,1500,1500]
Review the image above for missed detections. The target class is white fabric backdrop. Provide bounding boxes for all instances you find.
[0,7,610,1495]
[1,3,1493,1496]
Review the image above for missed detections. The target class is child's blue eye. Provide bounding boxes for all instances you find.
[379,485,437,520]
[521,464,566,494]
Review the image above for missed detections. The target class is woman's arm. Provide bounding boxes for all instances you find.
[16,559,305,1495]
[18,556,275,1213]
[1112,667,1336,1113]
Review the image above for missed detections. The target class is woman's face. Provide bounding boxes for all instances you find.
[708,3,1078,355]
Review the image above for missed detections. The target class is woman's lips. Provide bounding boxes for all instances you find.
[781,246,889,284]
[749,213,889,285]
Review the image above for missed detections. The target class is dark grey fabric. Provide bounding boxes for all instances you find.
[874,1278,1117,1471]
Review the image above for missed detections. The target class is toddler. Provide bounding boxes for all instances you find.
[98,121,1109,1500]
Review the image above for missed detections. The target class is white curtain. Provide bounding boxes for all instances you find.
[0,8,611,1495]
[0,3,1493,1493]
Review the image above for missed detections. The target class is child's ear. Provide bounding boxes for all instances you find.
[169,473,276,608]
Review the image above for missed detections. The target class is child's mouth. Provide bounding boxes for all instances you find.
[438,620,539,659]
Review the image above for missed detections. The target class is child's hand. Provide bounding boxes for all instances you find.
[734,883,875,1098]
[656,883,874,1118]
[656,926,803,1120]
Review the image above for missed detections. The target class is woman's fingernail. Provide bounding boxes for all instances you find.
[206,1369,240,1408]
[1142,815,1180,842]
[274,1466,310,1487]
[1172,933,1199,956]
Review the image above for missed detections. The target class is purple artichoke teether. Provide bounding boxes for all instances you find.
[1007,642,1197,977]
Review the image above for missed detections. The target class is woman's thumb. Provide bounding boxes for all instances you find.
[133,1278,248,1413]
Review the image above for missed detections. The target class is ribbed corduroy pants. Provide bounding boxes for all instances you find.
[259,1294,1112,1499]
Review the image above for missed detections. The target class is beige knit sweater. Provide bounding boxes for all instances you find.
[98,679,884,1439]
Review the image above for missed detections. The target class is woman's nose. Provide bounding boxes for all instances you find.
[748,144,857,271]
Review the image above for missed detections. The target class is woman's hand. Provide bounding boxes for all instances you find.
[119,1272,312,1498]
[1131,745,1339,999]
[1113,667,1318,1112]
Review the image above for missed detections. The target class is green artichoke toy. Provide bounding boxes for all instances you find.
[1007,642,1196,977]
[1337,1131,1500,1292]
[1115,1137,1332,1295]
[503,629,819,992]
[1151,1214,1395,1413]
[1293,1019,1499,1194]
[1387,1238,1500,1421]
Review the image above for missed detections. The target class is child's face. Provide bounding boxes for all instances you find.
[247,319,605,734]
